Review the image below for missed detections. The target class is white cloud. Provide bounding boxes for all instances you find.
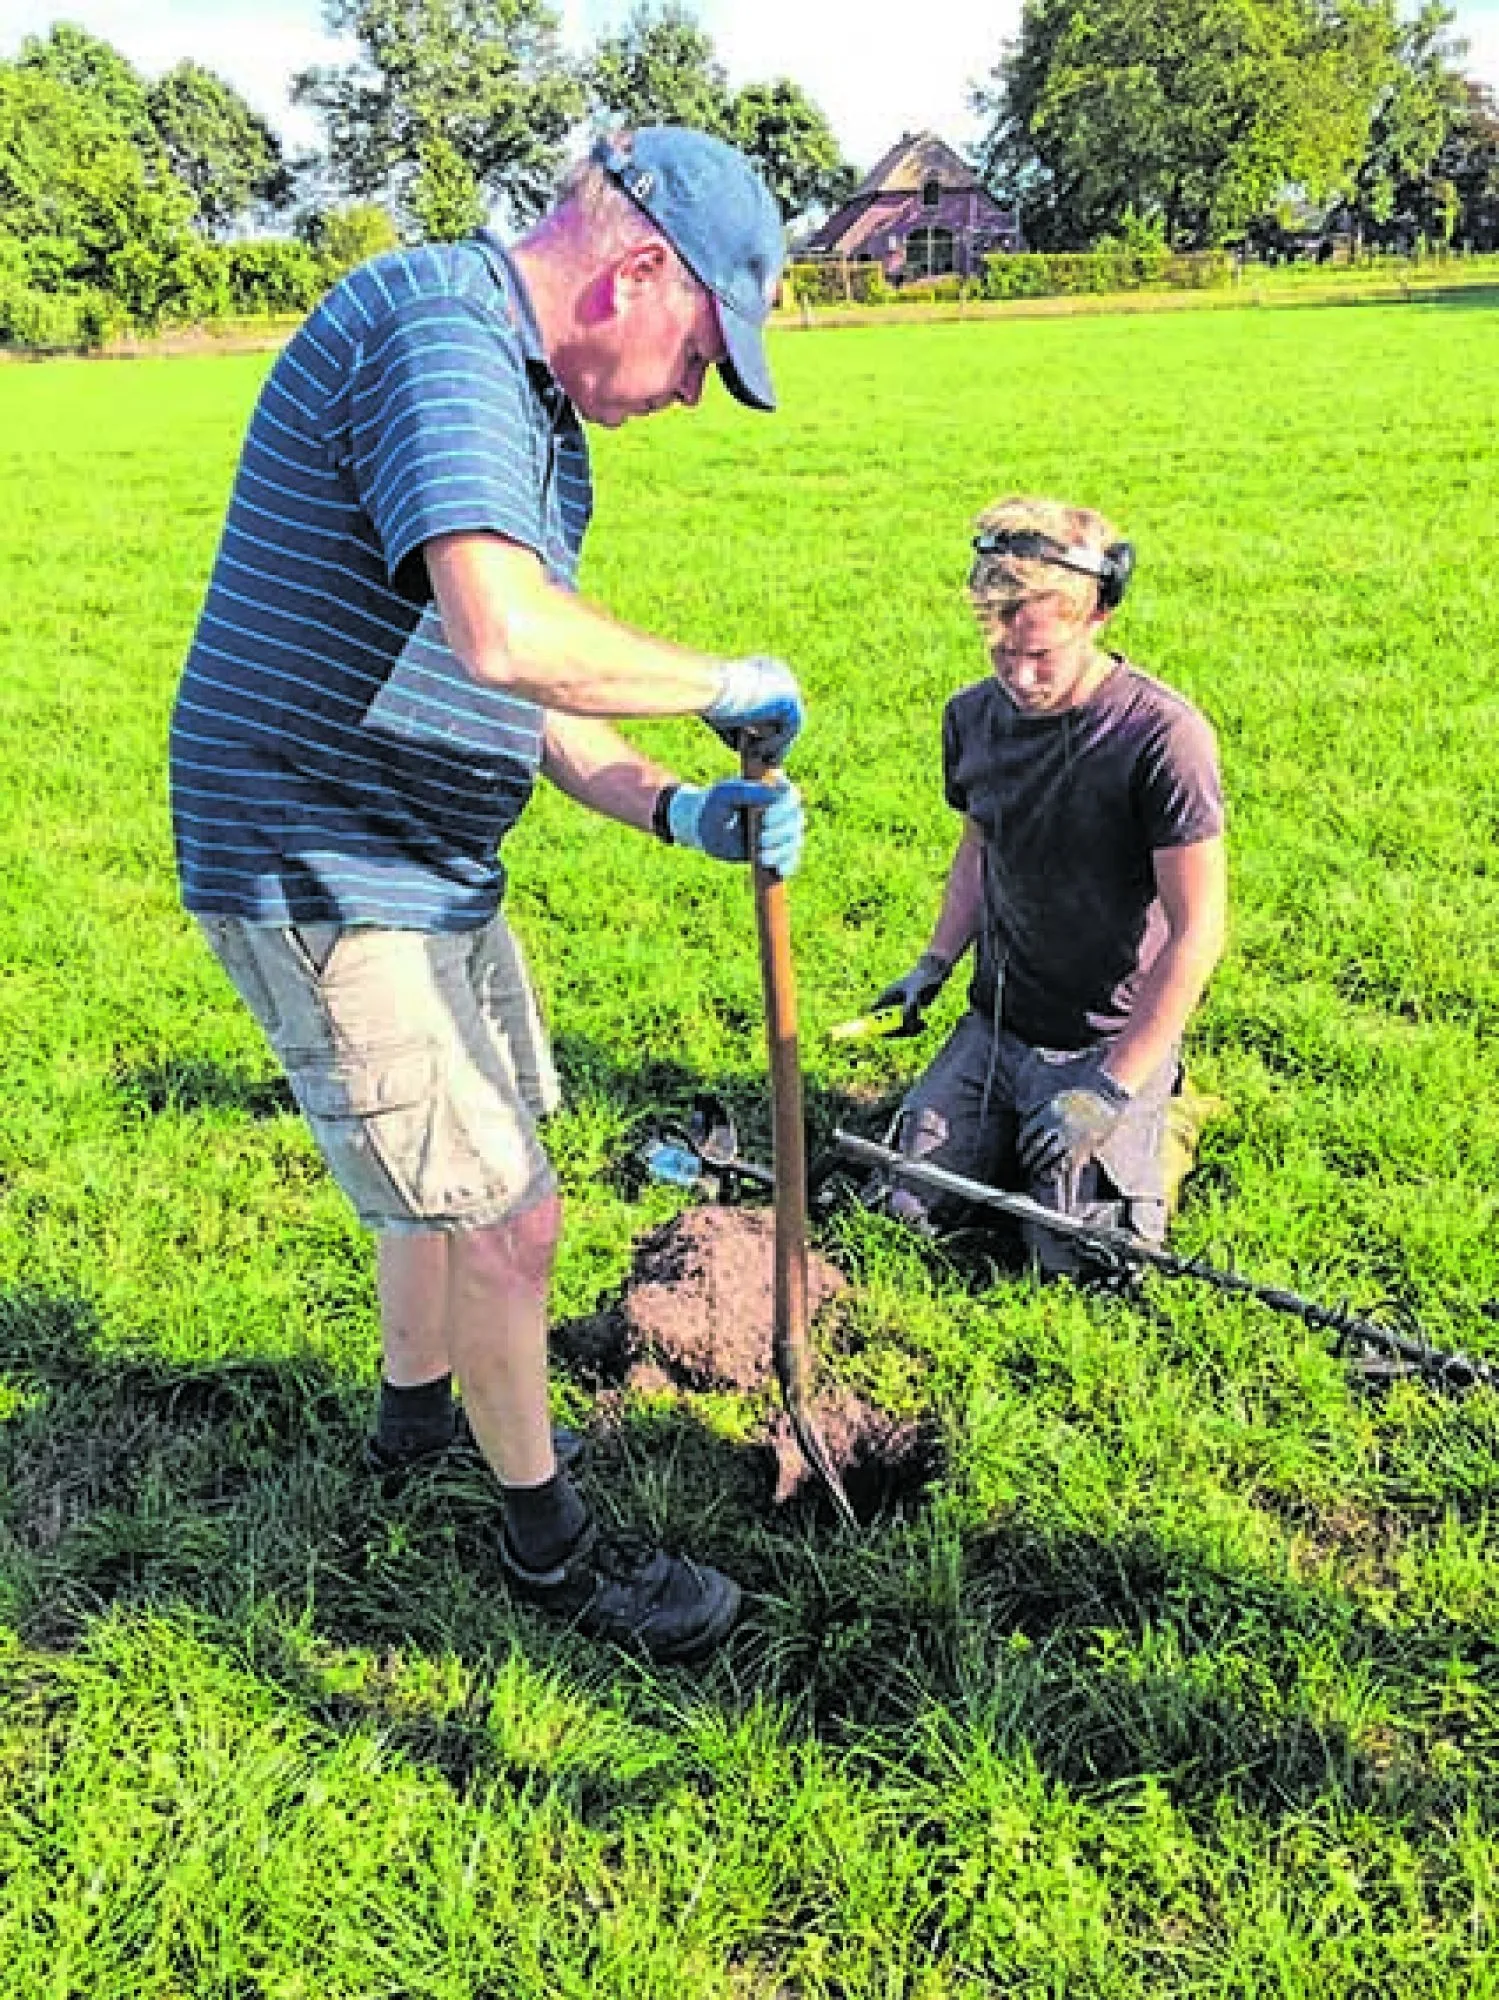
[562,0,1020,169]
[6,0,1497,173]
[2,0,349,151]
[1458,5,1499,86]
[2,0,1019,169]
[711,0,1020,169]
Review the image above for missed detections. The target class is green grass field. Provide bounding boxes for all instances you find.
[2,294,1498,1996]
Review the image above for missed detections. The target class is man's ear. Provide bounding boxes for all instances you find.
[611,240,673,307]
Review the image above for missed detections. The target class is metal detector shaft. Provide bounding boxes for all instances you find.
[743,751,858,1526]
[833,1130,1499,1393]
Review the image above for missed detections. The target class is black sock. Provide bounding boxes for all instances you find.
[501,1471,590,1574]
[376,1373,456,1454]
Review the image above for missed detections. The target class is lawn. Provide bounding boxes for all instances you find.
[1,292,1498,1996]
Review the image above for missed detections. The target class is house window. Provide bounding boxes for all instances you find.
[905,225,955,278]
[921,177,940,210]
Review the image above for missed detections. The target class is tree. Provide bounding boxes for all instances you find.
[17,23,158,156]
[296,199,402,276]
[409,134,486,240]
[730,79,855,222]
[587,2,731,133]
[1440,78,1499,248]
[294,0,584,232]
[146,61,294,236]
[1342,2,1466,249]
[0,60,204,326]
[974,0,1397,249]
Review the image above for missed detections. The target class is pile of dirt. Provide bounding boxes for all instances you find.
[621,1207,845,1393]
[558,1207,938,1518]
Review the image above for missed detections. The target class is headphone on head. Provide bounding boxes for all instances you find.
[971,528,1136,611]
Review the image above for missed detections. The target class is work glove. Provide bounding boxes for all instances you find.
[1017,1065,1132,1181]
[667,777,804,877]
[703,656,804,766]
[869,952,953,1038]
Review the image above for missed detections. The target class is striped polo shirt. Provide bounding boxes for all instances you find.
[169,234,592,929]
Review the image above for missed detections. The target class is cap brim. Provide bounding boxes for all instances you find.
[715,300,776,413]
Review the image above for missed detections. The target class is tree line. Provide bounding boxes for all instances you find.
[977,0,1499,254]
[3,0,1497,349]
[0,0,855,345]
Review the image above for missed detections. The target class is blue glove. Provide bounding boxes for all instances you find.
[667,778,804,877]
[703,657,804,766]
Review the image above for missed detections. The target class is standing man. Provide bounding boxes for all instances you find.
[170,128,803,1660]
[869,497,1227,1272]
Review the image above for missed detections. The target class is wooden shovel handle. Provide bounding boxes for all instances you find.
[742,744,858,1528]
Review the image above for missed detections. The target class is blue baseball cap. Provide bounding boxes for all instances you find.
[591,126,784,413]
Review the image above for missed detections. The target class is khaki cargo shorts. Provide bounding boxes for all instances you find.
[197,914,561,1233]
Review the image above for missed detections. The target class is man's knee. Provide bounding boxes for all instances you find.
[880,1104,950,1227]
[452,1192,563,1292]
[1021,1165,1161,1278]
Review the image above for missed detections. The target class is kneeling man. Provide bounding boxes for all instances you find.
[870,496,1227,1271]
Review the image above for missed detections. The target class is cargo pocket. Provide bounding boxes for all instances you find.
[293,1043,465,1227]
[283,922,345,984]
[198,916,285,1041]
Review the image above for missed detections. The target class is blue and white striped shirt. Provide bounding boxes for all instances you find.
[170,235,593,929]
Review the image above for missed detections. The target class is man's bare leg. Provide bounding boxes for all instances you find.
[378,1197,739,1655]
[377,1231,452,1386]
[444,1195,562,1489]
[373,1211,571,1485]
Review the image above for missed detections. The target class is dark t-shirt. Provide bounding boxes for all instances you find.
[942,658,1224,1048]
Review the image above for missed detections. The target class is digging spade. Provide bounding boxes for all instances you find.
[742,742,859,1529]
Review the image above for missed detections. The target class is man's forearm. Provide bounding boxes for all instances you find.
[1102,837,1227,1093]
[503,582,726,715]
[1101,930,1221,1094]
[428,534,724,717]
[928,826,984,965]
[541,715,672,831]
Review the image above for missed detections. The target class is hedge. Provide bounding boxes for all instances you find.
[0,210,392,351]
[0,282,115,350]
[781,248,1234,310]
[783,259,892,306]
[983,249,1233,297]
[225,239,328,316]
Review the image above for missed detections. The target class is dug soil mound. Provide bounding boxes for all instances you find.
[557,1207,939,1519]
[623,1207,846,1393]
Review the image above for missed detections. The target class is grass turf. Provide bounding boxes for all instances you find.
[1,293,1498,1995]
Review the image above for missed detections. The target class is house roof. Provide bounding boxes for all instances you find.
[800,131,1015,256]
[816,196,939,259]
[853,131,983,198]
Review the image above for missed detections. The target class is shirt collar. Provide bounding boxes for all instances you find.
[475,230,547,367]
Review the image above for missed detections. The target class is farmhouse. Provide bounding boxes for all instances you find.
[800,131,1022,282]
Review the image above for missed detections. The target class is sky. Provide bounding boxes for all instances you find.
[4,0,1499,178]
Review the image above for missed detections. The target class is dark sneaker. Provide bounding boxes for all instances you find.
[498,1524,742,1662]
[365,1408,586,1487]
